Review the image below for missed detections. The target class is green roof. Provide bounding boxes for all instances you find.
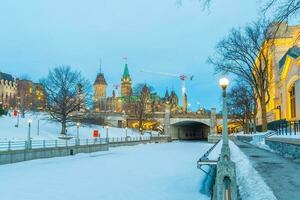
[122,64,131,79]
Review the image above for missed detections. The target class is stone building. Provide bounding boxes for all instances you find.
[121,64,132,97]
[0,72,17,109]
[94,72,107,112]
[256,22,300,124]
[93,63,179,115]
[17,79,46,111]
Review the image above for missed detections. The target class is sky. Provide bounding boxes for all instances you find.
[0,0,262,111]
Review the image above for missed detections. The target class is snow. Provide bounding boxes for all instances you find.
[0,112,156,141]
[0,141,214,200]
[229,141,277,200]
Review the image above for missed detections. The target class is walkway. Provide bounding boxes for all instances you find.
[233,140,300,200]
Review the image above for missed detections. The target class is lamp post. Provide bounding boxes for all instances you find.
[125,127,128,141]
[106,126,109,143]
[76,122,80,145]
[219,77,229,146]
[27,119,32,149]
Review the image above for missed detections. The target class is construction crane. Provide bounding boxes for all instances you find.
[141,70,194,112]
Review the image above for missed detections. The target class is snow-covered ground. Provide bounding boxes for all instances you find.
[0,112,155,141]
[0,141,215,200]
[229,141,277,200]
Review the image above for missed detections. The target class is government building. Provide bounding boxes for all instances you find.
[256,22,300,124]
[93,63,180,115]
[0,71,46,111]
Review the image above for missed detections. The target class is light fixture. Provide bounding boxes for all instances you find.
[219,77,229,89]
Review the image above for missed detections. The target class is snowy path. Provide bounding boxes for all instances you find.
[0,141,213,200]
[233,140,300,200]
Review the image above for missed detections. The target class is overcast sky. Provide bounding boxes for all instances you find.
[0,0,262,111]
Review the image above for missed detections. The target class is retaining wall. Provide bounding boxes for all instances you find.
[265,138,300,159]
[0,137,171,165]
[0,143,109,165]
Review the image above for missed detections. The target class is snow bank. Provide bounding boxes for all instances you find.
[0,112,156,141]
[229,141,277,200]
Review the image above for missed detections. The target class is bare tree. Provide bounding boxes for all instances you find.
[132,84,155,134]
[227,81,255,134]
[187,0,299,22]
[209,20,273,131]
[262,0,300,22]
[40,66,91,135]
[17,79,33,117]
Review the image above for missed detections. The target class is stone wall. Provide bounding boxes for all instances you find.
[0,137,171,165]
[236,135,253,143]
[0,143,109,165]
[265,138,300,159]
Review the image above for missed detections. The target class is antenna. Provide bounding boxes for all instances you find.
[99,58,102,73]
[122,56,128,64]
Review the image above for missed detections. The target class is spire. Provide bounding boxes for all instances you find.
[122,63,131,79]
[94,73,107,85]
[164,88,169,98]
[99,58,102,74]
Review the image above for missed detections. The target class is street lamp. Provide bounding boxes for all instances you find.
[27,119,32,149]
[125,127,128,141]
[219,77,229,146]
[76,122,80,145]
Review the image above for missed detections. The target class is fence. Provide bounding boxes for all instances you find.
[0,136,171,165]
[0,138,107,151]
[276,121,300,135]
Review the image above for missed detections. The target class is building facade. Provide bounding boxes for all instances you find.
[93,63,179,115]
[17,79,46,111]
[256,22,300,124]
[0,72,17,109]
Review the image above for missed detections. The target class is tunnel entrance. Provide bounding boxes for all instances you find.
[170,121,210,140]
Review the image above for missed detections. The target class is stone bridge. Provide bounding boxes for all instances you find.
[82,109,231,140]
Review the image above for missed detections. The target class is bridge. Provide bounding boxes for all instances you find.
[81,109,235,140]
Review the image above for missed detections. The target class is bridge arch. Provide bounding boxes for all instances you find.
[169,119,210,140]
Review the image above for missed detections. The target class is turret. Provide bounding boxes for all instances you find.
[94,72,107,112]
[121,63,132,97]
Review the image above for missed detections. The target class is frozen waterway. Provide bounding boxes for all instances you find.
[0,141,214,200]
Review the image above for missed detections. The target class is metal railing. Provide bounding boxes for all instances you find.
[0,136,169,151]
[0,138,107,151]
[276,120,300,136]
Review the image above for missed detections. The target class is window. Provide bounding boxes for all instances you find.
[290,84,296,119]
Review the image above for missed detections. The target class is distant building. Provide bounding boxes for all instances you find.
[94,72,107,112]
[0,72,17,109]
[93,63,180,115]
[17,79,46,111]
[256,22,300,124]
[121,64,132,97]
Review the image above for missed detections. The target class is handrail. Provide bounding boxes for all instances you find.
[0,135,171,151]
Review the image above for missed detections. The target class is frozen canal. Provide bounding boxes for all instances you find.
[0,141,213,200]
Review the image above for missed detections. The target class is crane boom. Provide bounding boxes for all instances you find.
[140,70,179,78]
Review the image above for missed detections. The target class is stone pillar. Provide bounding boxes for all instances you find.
[164,104,171,137]
[210,108,217,135]
[295,79,300,120]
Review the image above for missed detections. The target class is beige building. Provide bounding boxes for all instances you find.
[0,72,17,109]
[257,23,300,124]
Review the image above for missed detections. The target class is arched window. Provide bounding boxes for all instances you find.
[289,84,296,119]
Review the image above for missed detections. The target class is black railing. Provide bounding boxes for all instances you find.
[276,120,300,135]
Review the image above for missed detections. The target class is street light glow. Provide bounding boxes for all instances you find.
[28,119,32,124]
[219,77,229,89]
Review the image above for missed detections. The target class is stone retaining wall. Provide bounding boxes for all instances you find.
[236,135,253,143]
[0,137,171,165]
[265,138,300,159]
[0,143,109,165]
